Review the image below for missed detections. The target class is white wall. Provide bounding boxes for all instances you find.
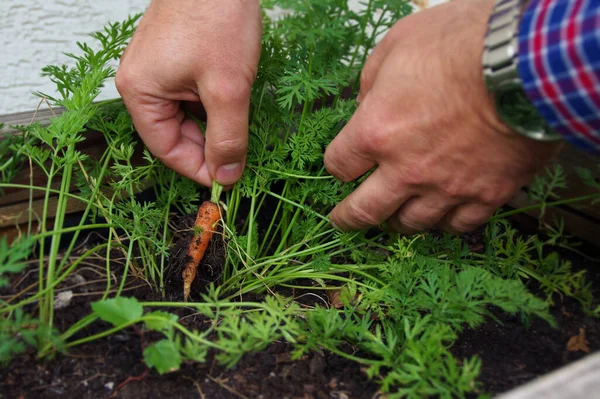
[0,0,446,115]
[0,0,150,114]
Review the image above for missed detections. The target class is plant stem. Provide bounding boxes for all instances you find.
[44,158,74,333]
[211,180,224,204]
[493,193,600,219]
[246,177,259,265]
[37,161,56,323]
[116,237,136,297]
[158,171,177,296]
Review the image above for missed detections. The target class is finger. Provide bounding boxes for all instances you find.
[197,76,251,185]
[124,97,212,187]
[324,105,377,182]
[439,203,497,234]
[357,36,392,102]
[388,195,459,235]
[329,166,412,231]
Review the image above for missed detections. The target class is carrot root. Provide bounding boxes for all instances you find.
[183,200,221,301]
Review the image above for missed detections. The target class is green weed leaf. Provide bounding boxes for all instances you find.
[91,297,143,326]
[144,311,179,333]
[0,237,33,288]
[143,339,182,374]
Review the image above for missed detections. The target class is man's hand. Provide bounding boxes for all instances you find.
[324,0,561,234]
[116,0,261,186]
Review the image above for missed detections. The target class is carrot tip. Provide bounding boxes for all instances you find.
[183,282,191,302]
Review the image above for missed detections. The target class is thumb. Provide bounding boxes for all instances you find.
[197,77,251,185]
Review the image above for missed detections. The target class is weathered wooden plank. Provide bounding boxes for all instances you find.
[0,107,65,134]
[508,190,600,247]
[552,144,599,219]
[0,130,111,207]
[0,220,53,244]
[0,195,88,229]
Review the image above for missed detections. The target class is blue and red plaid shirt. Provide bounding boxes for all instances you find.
[518,0,600,151]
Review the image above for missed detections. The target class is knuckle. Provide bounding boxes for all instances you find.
[114,68,132,94]
[359,69,372,92]
[439,180,465,201]
[346,199,381,228]
[478,184,515,206]
[203,75,251,105]
[400,165,427,189]
[210,137,247,158]
[358,122,390,155]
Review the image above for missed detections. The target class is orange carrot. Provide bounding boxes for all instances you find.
[182,200,221,301]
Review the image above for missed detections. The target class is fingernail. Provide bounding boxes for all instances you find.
[216,163,242,185]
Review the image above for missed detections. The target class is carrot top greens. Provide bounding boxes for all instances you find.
[1,1,599,397]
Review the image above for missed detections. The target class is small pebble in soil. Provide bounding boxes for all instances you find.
[54,290,73,309]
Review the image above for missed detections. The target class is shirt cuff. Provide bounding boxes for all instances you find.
[517,0,600,151]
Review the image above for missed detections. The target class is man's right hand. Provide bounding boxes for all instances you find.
[324,0,561,234]
[116,0,262,187]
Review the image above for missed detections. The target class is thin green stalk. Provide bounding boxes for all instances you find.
[321,343,380,367]
[64,316,221,352]
[27,152,35,239]
[259,182,289,256]
[227,185,242,228]
[56,148,114,275]
[258,224,335,265]
[262,188,329,223]
[159,171,177,296]
[266,234,368,278]
[137,239,157,285]
[37,161,56,319]
[29,223,113,240]
[221,239,342,288]
[1,243,111,312]
[352,4,387,93]
[273,193,308,255]
[211,180,223,204]
[250,167,334,180]
[116,237,136,297]
[38,314,99,357]
[102,224,115,300]
[334,0,374,102]
[44,159,74,331]
[142,300,285,310]
[95,97,123,107]
[237,271,377,296]
[493,193,600,219]
[299,52,314,132]
[246,177,259,265]
[250,81,268,124]
[0,183,91,202]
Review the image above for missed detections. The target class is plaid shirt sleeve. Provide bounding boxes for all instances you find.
[517,0,600,151]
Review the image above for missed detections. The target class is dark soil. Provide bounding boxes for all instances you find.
[1,216,599,399]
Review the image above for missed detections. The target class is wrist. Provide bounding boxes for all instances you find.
[482,0,562,142]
